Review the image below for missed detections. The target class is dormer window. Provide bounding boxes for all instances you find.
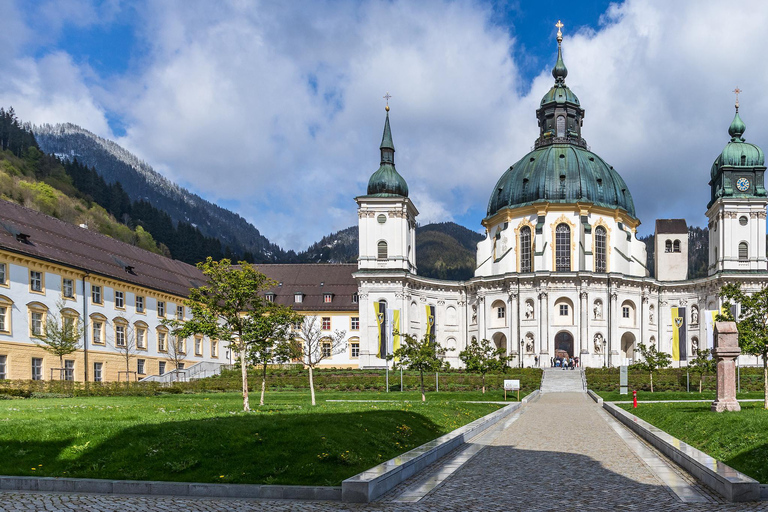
[294,293,303,303]
[265,293,275,303]
[352,293,359,304]
[323,294,333,303]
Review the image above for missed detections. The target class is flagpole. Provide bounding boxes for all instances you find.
[386,358,389,392]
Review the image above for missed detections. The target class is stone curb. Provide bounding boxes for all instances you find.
[586,389,603,404]
[602,401,761,502]
[0,476,341,501]
[341,391,538,503]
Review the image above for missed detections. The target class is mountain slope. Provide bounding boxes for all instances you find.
[34,123,285,262]
[297,222,484,280]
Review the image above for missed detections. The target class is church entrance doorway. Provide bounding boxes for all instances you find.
[554,331,574,358]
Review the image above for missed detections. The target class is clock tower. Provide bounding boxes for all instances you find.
[707,96,768,274]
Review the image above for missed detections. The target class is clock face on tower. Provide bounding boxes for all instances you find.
[736,177,750,192]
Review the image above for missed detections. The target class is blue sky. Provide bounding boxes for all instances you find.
[2,1,768,250]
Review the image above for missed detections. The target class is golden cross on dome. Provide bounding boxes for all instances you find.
[555,20,564,42]
[733,87,742,108]
[383,92,392,111]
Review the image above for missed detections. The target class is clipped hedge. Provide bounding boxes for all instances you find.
[0,366,543,398]
[585,366,765,392]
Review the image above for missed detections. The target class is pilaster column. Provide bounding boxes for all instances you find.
[609,288,618,366]
[508,290,519,363]
[539,290,549,355]
[579,290,588,355]
[478,295,486,341]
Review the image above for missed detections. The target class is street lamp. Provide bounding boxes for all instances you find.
[603,339,607,368]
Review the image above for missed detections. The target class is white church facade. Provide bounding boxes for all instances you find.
[353,28,768,369]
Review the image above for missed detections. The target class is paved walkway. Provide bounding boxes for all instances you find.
[2,383,767,510]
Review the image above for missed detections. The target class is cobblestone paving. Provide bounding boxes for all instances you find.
[2,393,767,511]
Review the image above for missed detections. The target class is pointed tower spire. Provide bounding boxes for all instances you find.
[380,93,395,163]
[729,87,746,141]
[367,97,408,197]
[552,20,568,84]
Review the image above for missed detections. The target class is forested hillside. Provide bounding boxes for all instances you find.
[0,108,163,254]
[34,123,287,262]
[298,222,484,280]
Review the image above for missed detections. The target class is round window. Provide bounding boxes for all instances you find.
[739,216,748,226]
[377,214,387,224]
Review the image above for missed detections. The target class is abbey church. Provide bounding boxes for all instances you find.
[354,26,768,369]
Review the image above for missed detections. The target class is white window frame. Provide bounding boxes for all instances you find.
[136,296,145,313]
[93,362,103,382]
[0,263,6,286]
[30,271,43,292]
[351,317,360,330]
[137,359,146,375]
[157,301,165,317]
[62,278,75,299]
[115,291,124,309]
[31,357,43,381]
[115,324,127,347]
[0,354,7,379]
[322,317,331,330]
[92,285,102,304]
[176,305,184,321]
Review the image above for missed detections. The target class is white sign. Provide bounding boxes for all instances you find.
[504,379,520,391]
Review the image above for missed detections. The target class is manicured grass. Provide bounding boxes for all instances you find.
[0,391,505,486]
[597,390,765,402]
[619,401,768,483]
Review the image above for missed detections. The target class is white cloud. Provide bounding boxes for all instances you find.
[4,0,768,250]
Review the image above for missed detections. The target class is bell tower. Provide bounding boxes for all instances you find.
[707,92,768,274]
[356,101,418,273]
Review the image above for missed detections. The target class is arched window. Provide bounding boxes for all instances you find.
[556,115,565,137]
[377,240,387,260]
[665,240,672,253]
[520,226,532,272]
[555,223,570,271]
[594,226,607,273]
[739,242,748,261]
[673,240,681,253]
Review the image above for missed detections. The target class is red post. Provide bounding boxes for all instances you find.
[633,389,637,408]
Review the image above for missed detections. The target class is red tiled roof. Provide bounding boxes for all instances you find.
[255,264,358,312]
[0,199,205,297]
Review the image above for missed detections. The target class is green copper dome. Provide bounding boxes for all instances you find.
[487,144,636,218]
[710,107,764,180]
[540,85,580,106]
[487,23,635,220]
[366,111,409,197]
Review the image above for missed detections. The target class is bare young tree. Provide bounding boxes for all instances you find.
[110,319,138,383]
[165,334,188,382]
[294,315,346,405]
[33,301,84,380]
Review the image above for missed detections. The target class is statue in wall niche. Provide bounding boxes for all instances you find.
[691,338,699,357]
[594,333,603,354]
[525,333,534,353]
[649,308,655,325]
[471,305,477,324]
[525,300,534,319]
[691,307,699,325]
[593,301,603,320]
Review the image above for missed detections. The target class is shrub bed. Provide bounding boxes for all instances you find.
[0,367,543,398]
[585,367,764,393]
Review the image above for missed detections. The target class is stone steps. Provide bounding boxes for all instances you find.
[540,367,585,393]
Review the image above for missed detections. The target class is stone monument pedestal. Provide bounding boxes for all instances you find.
[711,321,741,413]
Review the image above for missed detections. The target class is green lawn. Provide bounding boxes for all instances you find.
[597,390,765,402]
[620,401,768,483]
[0,391,506,486]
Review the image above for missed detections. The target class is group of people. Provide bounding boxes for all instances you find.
[551,356,579,369]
